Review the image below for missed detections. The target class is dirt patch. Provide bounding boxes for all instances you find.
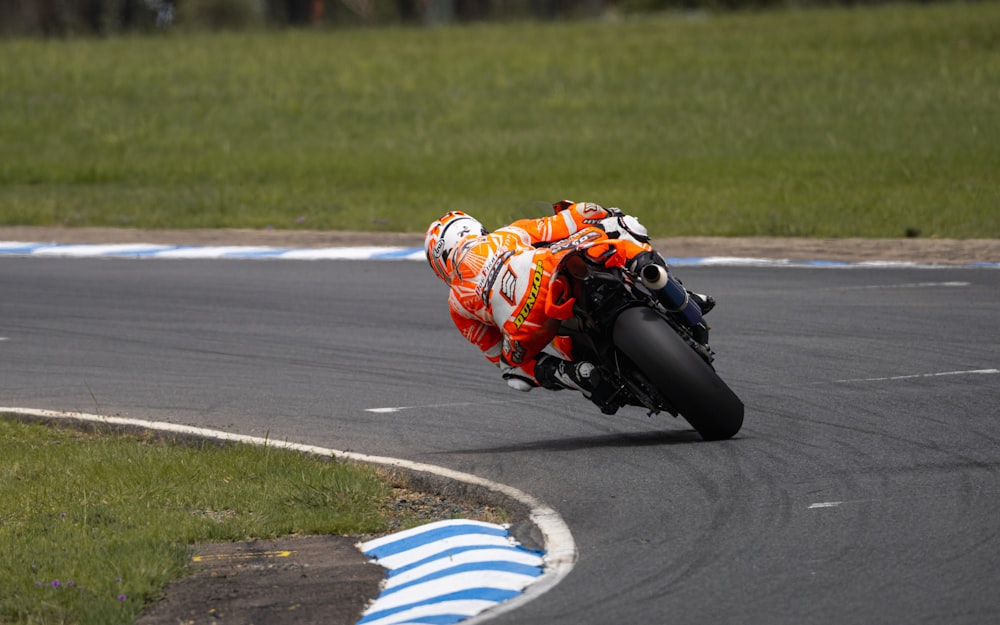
[128,480,514,625]
[136,535,383,625]
[2,226,997,265]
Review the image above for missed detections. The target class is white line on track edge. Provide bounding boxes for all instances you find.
[0,407,577,624]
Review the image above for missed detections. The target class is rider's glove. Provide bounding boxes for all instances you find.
[627,249,666,274]
[597,213,650,245]
[499,361,537,392]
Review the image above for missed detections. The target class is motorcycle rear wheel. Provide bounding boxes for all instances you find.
[613,306,744,441]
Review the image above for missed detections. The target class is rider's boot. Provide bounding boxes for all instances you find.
[535,354,621,415]
[535,353,597,392]
[690,291,715,315]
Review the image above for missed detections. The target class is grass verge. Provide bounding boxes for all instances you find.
[0,416,501,625]
[1,3,998,238]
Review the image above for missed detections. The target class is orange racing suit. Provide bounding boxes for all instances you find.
[446,201,652,386]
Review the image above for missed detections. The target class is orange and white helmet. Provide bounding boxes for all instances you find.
[424,211,487,282]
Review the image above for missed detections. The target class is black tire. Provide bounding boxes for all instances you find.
[613,306,744,440]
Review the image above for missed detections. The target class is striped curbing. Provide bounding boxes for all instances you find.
[2,241,997,267]
[357,519,546,625]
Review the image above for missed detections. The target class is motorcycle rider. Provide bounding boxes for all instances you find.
[424,200,713,403]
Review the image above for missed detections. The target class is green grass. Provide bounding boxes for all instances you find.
[0,418,474,625]
[1,3,998,238]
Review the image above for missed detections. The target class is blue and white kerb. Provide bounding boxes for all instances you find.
[357,519,545,625]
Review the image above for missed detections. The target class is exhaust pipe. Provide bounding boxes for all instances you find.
[639,263,704,329]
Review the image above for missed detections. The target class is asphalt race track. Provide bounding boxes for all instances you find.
[3,257,999,625]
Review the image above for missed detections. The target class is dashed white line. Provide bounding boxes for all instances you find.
[834,368,999,384]
[837,281,971,290]
[365,400,508,414]
[808,501,844,509]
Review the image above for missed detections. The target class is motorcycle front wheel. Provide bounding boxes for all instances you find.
[613,306,744,441]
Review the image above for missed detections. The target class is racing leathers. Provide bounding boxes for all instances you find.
[444,200,653,394]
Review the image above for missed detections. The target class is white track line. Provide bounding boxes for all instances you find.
[834,281,971,290]
[365,400,509,414]
[834,368,998,383]
[0,407,577,624]
[808,501,844,509]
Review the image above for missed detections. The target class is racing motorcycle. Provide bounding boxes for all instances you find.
[545,230,744,441]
